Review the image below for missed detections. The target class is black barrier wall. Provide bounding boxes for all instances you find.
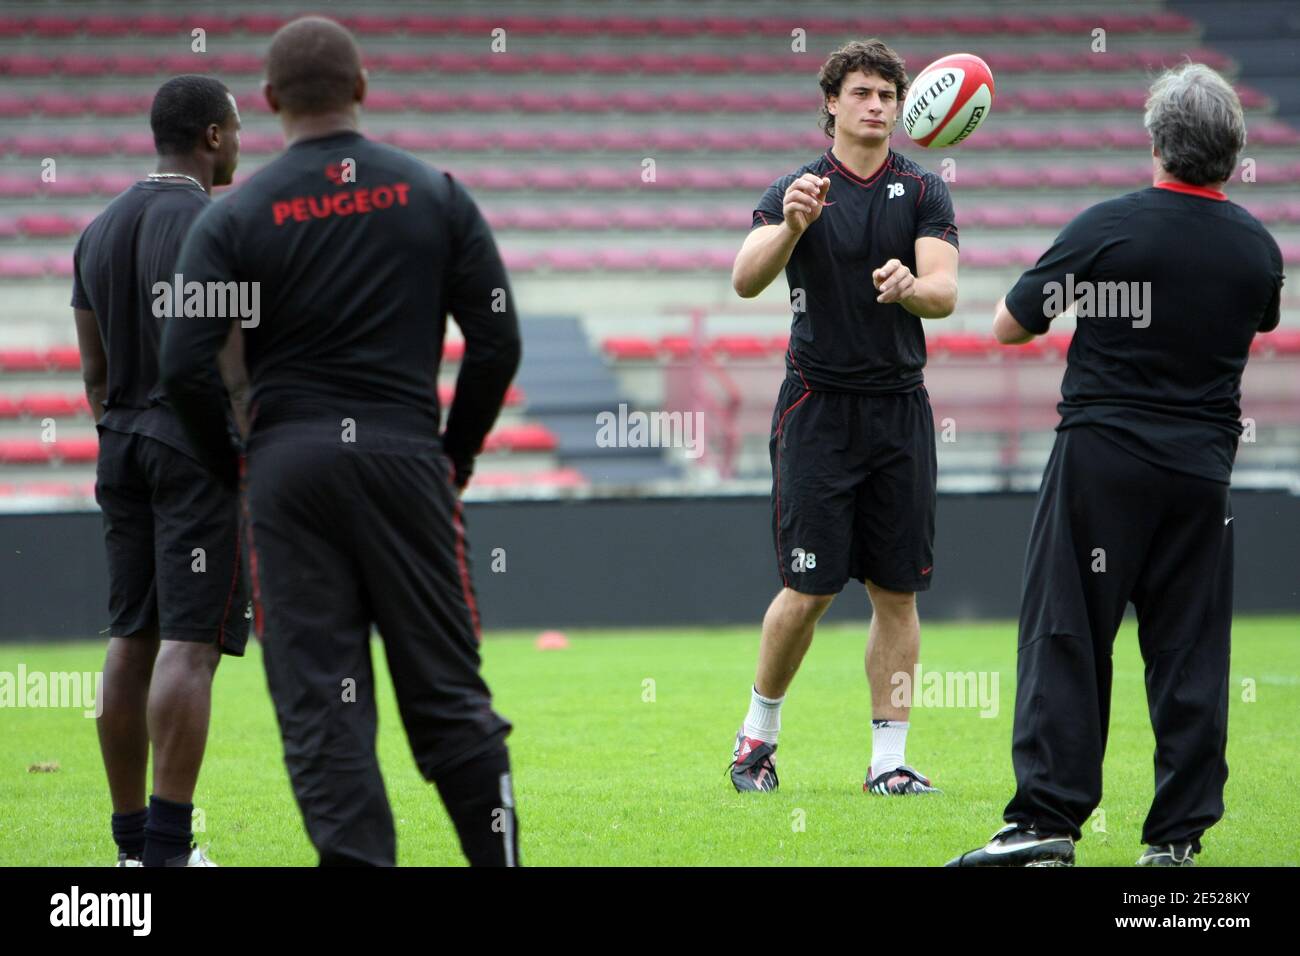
[1,491,1297,640]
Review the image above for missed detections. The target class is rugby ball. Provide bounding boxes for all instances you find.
[901,53,995,148]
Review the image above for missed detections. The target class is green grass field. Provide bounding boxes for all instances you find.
[2,616,1296,866]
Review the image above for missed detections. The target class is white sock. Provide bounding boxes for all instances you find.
[743,687,784,743]
[870,719,909,777]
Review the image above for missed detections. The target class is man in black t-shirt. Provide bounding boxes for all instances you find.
[727,41,960,797]
[949,64,1284,868]
[72,74,247,867]
[161,17,522,867]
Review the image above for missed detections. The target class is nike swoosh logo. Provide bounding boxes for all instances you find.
[1224,517,1234,526]
[985,837,1071,855]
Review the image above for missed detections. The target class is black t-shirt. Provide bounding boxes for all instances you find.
[160,130,521,487]
[752,148,959,394]
[71,180,211,459]
[1005,183,1284,484]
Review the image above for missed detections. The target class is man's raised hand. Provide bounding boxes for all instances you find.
[784,174,831,235]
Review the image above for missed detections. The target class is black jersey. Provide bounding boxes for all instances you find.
[71,180,211,459]
[160,130,520,487]
[1005,182,1284,484]
[751,148,959,395]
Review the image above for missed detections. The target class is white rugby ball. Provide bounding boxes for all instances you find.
[901,53,995,148]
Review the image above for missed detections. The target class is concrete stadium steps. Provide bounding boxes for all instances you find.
[512,316,686,484]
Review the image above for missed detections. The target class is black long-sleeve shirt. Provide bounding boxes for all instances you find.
[161,129,520,488]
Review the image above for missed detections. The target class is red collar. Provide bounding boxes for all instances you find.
[1154,181,1227,201]
[825,149,891,187]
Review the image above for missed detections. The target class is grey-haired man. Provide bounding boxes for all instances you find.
[948,63,1284,867]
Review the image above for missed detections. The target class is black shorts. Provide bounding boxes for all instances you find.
[769,379,937,595]
[95,428,249,654]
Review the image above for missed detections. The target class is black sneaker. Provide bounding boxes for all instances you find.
[729,730,778,792]
[864,764,940,795]
[1137,842,1196,866]
[945,823,1076,867]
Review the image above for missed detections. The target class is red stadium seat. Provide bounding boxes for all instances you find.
[541,249,597,272]
[60,54,110,77]
[46,347,83,372]
[63,134,115,158]
[235,13,287,33]
[48,438,98,462]
[649,250,702,272]
[500,251,538,273]
[211,52,262,74]
[17,214,78,238]
[595,248,648,271]
[931,334,995,359]
[1043,334,1075,358]
[711,336,771,359]
[110,54,159,76]
[483,424,557,453]
[603,337,659,361]
[12,134,61,157]
[374,52,436,73]
[660,335,699,359]
[385,129,442,151]
[996,15,1046,36]
[94,172,138,195]
[18,394,89,418]
[135,15,186,36]
[23,18,95,41]
[472,468,587,489]
[114,131,156,156]
[83,15,132,37]
[89,92,148,116]
[44,254,75,279]
[30,173,93,197]
[0,175,32,198]
[0,94,32,118]
[0,481,95,499]
[407,90,460,113]
[0,349,47,372]
[2,54,55,77]
[0,441,55,465]
[34,93,84,117]
[341,14,401,35]
[0,256,45,279]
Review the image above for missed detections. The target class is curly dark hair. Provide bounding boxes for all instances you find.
[818,39,910,138]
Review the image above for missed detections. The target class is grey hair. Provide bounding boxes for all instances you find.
[1144,63,1246,186]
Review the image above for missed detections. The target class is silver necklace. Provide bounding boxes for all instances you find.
[147,172,204,190]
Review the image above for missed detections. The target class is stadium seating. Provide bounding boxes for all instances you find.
[1,1,1298,498]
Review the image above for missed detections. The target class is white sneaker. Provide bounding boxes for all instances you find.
[164,844,218,867]
[185,844,218,867]
[114,853,143,867]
